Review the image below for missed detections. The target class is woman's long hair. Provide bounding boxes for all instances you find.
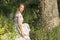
[13,3,25,19]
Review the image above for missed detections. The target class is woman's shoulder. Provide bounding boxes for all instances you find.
[15,13,22,17]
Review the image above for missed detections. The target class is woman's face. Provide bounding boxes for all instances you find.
[19,4,24,13]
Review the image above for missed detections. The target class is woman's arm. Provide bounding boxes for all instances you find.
[18,16,22,27]
[17,16,25,37]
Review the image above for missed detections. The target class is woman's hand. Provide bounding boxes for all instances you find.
[21,32,25,38]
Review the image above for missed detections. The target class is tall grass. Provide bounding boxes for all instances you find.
[0,7,60,40]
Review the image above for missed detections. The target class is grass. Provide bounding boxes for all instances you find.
[30,25,60,40]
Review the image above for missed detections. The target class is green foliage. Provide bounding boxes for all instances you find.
[58,0,60,17]
[0,0,60,40]
[30,26,60,40]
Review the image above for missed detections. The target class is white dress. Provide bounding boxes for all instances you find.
[14,12,31,40]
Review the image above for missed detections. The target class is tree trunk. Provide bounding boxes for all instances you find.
[38,0,59,29]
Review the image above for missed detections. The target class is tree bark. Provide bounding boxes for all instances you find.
[38,0,59,29]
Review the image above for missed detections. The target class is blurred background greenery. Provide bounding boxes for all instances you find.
[0,0,60,40]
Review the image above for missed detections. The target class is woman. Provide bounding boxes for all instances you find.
[14,4,31,40]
